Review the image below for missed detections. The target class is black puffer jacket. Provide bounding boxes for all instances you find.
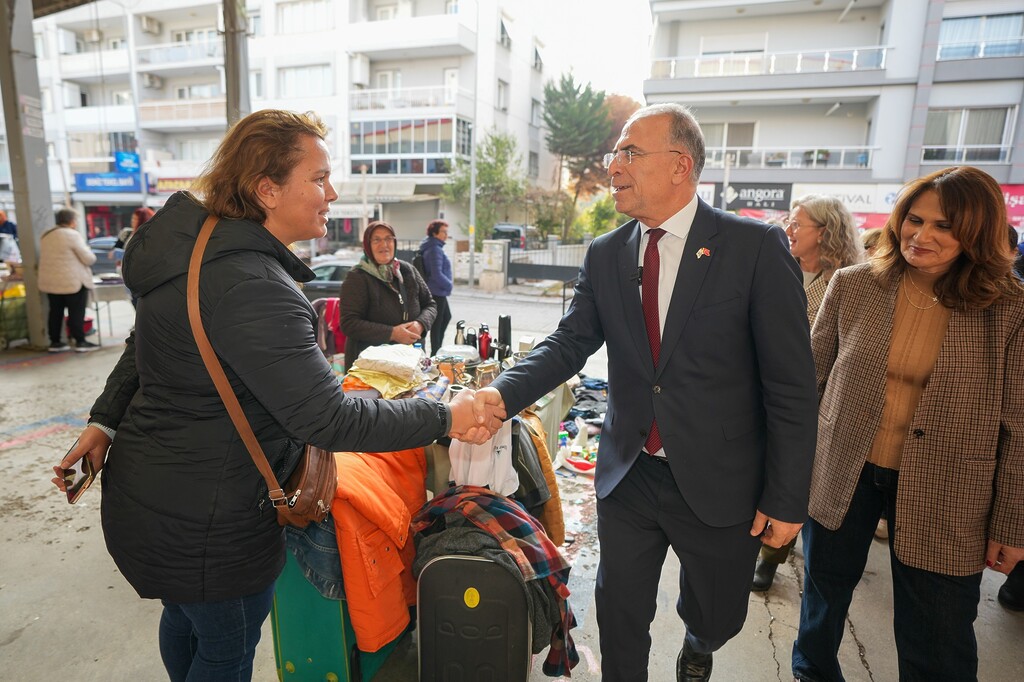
[91,192,449,603]
[339,262,436,370]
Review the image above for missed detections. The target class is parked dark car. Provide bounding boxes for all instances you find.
[492,223,542,249]
[302,258,358,302]
[88,236,124,275]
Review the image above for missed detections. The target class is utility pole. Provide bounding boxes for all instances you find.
[468,122,476,289]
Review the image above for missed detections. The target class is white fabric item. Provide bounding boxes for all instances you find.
[352,343,423,383]
[447,419,517,495]
[37,227,96,294]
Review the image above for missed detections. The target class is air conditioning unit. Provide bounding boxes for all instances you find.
[350,53,370,87]
[83,28,102,43]
[141,73,163,89]
[139,16,162,36]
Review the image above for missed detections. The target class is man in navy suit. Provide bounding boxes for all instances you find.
[478,104,817,681]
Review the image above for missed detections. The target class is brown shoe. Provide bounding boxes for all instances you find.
[751,558,779,592]
[677,639,713,681]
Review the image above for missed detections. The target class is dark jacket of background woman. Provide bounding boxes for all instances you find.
[92,192,448,603]
[339,261,436,368]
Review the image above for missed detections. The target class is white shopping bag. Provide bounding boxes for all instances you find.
[447,420,517,495]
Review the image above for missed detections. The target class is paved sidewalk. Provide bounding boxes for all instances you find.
[1,290,1021,681]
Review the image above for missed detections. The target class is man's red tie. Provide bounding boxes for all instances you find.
[642,228,665,455]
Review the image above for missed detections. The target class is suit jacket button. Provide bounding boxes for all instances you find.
[653,385,661,394]
[640,429,648,437]
[913,429,925,438]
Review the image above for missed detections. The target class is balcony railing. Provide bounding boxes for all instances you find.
[705,146,874,170]
[136,40,223,66]
[651,46,888,79]
[936,38,1024,61]
[138,98,225,124]
[350,86,470,110]
[921,145,1011,164]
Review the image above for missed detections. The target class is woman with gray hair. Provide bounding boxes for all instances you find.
[752,193,863,591]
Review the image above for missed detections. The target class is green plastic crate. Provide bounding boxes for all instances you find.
[272,552,400,682]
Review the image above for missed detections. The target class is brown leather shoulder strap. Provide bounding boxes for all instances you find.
[186,215,286,506]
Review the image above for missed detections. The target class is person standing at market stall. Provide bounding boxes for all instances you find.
[49,109,502,682]
[37,208,98,352]
[0,209,16,241]
[418,219,454,356]
[476,103,818,681]
[339,220,436,370]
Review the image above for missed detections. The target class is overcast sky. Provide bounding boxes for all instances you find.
[528,0,653,102]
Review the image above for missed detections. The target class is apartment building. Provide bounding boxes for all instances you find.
[1,0,555,242]
[644,0,1024,232]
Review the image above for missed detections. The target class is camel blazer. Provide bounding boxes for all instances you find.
[493,199,818,527]
[809,263,1024,575]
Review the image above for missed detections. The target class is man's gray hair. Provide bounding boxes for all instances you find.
[625,103,706,183]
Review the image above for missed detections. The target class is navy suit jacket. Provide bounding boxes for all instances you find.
[491,198,818,527]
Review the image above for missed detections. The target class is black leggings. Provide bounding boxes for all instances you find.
[47,287,89,344]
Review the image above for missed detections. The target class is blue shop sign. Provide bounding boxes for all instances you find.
[114,151,140,173]
[75,172,142,193]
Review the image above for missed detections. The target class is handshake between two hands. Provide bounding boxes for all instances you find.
[447,387,508,445]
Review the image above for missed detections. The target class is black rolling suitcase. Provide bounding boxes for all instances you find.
[417,554,532,682]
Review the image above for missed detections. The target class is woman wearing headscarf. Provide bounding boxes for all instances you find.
[792,166,1024,681]
[339,220,436,370]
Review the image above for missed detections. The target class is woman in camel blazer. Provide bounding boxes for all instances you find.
[792,167,1024,682]
[37,208,97,352]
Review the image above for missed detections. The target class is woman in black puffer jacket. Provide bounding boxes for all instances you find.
[339,220,436,370]
[51,110,500,682]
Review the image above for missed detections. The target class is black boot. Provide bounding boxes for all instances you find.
[998,563,1024,611]
[677,639,712,682]
[751,558,779,592]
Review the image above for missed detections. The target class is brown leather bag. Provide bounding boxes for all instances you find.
[186,215,335,528]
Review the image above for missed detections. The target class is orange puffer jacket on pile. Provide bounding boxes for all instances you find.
[331,448,427,653]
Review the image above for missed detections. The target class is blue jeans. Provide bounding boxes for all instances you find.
[284,514,345,600]
[158,582,275,682]
[793,463,982,682]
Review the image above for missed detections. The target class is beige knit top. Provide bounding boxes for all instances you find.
[866,270,952,471]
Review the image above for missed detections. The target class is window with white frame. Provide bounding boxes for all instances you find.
[108,37,125,50]
[530,99,541,127]
[34,33,47,59]
[445,0,459,14]
[533,46,543,72]
[172,28,218,44]
[250,70,263,99]
[277,0,333,34]
[248,8,262,35]
[937,13,1023,59]
[278,64,333,97]
[499,19,511,49]
[112,90,133,105]
[496,80,508,112]
[923,107,1014,163]
[176,138,220,162]
[40,87,53,112]
[376,4,397,21]
[528,151,539,178]
[349,117,468,175]
[175,83,221,100]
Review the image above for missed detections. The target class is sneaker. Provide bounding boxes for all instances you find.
[74,340,100,353]
[48,342,71,353]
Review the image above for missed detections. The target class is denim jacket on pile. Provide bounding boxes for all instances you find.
[284,515,345,600]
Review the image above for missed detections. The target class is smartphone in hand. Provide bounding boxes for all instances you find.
[62,441,95,504]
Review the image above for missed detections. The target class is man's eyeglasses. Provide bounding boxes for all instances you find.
[371,237,396,246]
[602,149,682,170]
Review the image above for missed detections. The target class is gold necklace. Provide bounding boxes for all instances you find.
[902,271,939,310]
